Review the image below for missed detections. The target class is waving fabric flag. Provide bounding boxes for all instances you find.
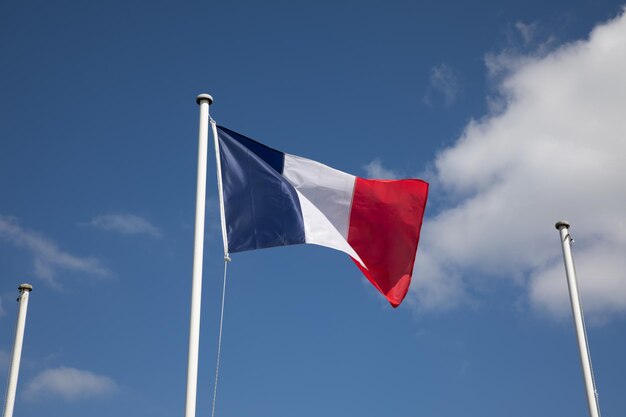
[216,126,428,307]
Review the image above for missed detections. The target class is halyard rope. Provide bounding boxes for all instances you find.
[211,256,230,417]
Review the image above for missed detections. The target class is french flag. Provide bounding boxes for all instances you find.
[216,126,429,307]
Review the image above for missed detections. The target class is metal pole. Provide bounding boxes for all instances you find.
[2,284,33,417]
[184,94,212,417]
[555,221,601,417]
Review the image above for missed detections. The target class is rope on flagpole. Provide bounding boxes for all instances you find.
[210,118,229,259]
[210,256,230,417]
[208,102,232,417]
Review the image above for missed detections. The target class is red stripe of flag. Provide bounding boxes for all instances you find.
[347,178,429,307]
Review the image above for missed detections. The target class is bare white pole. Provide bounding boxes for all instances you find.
[184,93,213,417]
[555,221,601,417]
[2,284,33,417]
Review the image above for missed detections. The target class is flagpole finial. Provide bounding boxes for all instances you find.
[18,283,33,292]
[555,220,570,230]
[196,94,213,105]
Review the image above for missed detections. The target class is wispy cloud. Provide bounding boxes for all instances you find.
[484,20,556,114]
[412,10,626,319]
[515,21,538,46]
[484,36,555,82]
[363,159,401,179]
[0,216,109,285]
[88,213,161,237]
[25,367,118,401]
[423,63,461,107]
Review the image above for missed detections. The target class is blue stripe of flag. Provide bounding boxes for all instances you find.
[217,126,306,253]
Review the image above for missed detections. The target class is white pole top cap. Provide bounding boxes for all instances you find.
[19,283,33,292]
[196,94,213,105]
[555,220,571,230]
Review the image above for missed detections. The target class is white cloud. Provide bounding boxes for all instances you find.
[423,63,461,107]
[411,9,626,319]
[0,216,109,285]
[364,159,401,179]
[25,367,117,401]
[89,213,161,237]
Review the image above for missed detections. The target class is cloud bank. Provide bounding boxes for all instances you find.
[410,10,626,319]
[25,367,118,401]
[89,213,161,237]
[0,216,109,285]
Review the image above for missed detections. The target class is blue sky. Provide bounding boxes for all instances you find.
[1,1,626,416]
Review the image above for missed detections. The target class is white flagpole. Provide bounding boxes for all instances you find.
[555,221,601,417]
[184,94,213,417]
[2,284,33,417]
